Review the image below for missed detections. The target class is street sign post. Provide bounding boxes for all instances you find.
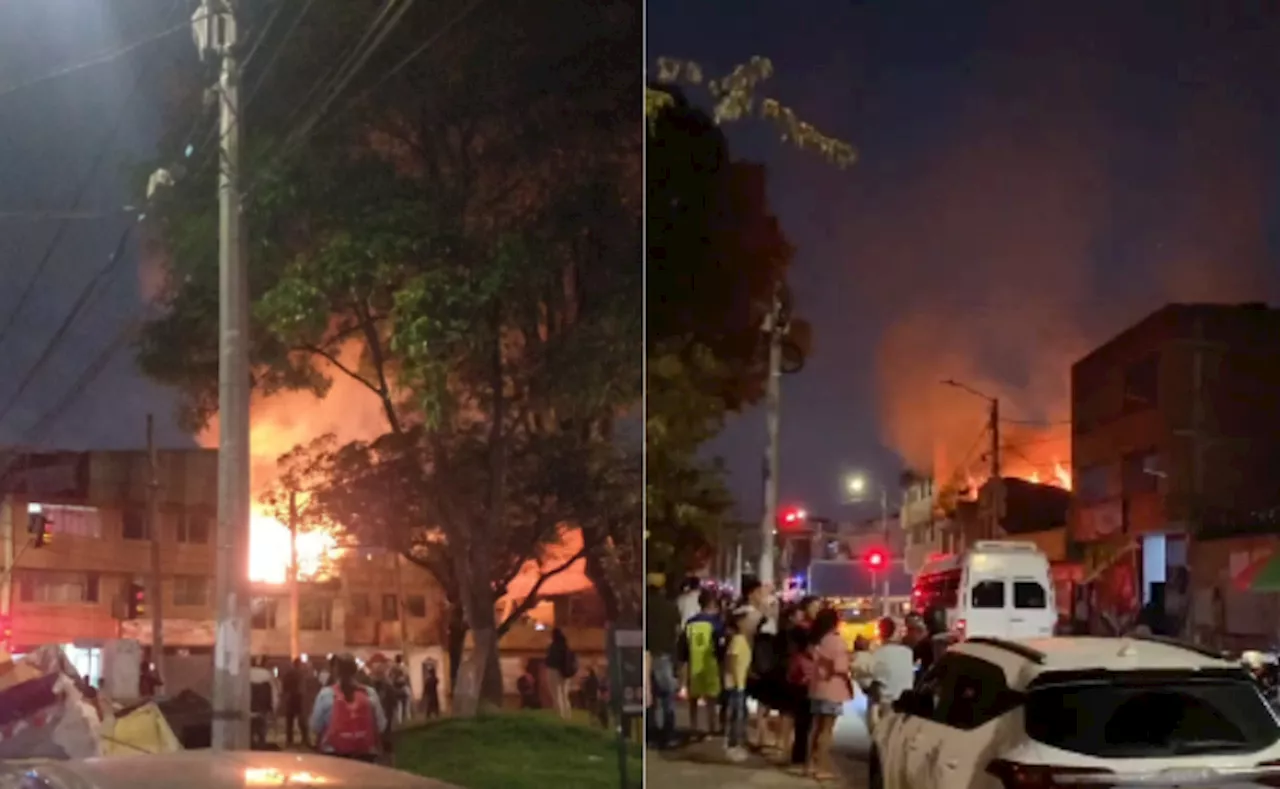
[609,628,643,788]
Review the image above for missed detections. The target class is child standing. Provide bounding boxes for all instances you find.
[724,609,753,762]
[680,589,724,737]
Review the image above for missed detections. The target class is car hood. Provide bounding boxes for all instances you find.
[0,751,459,789]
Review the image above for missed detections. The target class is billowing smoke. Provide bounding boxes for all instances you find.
[863,37,1275,489]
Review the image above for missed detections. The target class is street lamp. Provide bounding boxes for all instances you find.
[845,474,867,498]
[844,471,892,615]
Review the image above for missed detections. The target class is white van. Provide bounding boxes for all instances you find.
[910,540,1055,640]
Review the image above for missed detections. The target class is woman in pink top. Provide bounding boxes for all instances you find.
[807,607,852,780]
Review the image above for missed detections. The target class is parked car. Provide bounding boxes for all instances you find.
[870,634,1280,789]
[0,750,458,789]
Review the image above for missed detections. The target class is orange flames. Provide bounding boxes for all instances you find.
[198,343,387,584]
[958,455,1073,504]
[199,340,592,599]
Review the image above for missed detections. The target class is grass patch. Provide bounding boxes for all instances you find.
[394,712,642,789]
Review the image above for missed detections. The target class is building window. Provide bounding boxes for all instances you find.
[122,506,148,540]
[405,595,427,618]
[177,512,210,544]
[29,504,102,539]
[251,598,279,630]
[299,597,333,631]
[381,594,399,622]
[349,592,371,618]
[173,576,210,607]
[1122,450,1160,495]
[1122,353,1159,413]
[1075,464,1111,505]
[17,571,97,604]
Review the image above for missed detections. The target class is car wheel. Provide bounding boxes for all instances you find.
[868,750,884,789]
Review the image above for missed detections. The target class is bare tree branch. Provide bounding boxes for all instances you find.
[496,543,588,636]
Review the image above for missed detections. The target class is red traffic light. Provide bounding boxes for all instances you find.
[864,549,888,569]
[779,507,808,527]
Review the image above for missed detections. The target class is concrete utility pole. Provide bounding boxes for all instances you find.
[146,414,165,693]
[989,397,1000,540]
[758,287,786,588]
[288,491,300,660]
[194,0,252,751]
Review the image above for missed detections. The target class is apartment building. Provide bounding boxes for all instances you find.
[900,474,972,573]
[1070,302,1280,642]
[0,449,449,692]
[0,449,219,653]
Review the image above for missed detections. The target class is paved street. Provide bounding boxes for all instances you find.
[648,703,869,787]
[648,744,868,788]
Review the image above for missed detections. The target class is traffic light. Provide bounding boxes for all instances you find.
[27,512,50,548]
[778,507,807,528]
[0,614,11,652]
[127,582,147,620]
[864,548,888,570]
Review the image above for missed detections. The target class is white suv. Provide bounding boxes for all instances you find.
[870,635,1280,789]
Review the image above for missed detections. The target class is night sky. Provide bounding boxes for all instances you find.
[649,0,1280,523]
[5,1,1280,527]
[0,1,193,452]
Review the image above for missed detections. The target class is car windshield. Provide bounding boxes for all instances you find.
[1025,674,1280,758]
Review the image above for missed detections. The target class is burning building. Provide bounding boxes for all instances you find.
[0,448,449,700]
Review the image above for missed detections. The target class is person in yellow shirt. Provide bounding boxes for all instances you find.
[723,609,753,761]
[681,590,724,737]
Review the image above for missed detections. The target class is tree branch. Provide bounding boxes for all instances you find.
[496,543,588,636]
[355,299,403,435]
[299,343,383,396]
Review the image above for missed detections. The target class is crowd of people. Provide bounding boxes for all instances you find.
[246,652,442,762]
[647,573,952,781]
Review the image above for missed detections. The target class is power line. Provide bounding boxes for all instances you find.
[940,425,990,493]
[0,0,187,355]
[286,0,417,145]
[280,0,405,135]
[0,20,190,102]
[0,208,132,222]
[266,0,487,175]
[342,0,489,115]
[0,222,137,431]
[1000,417,1071,426]
[244,0,318,108]
[189,0,318,171]
[0,318,136,496]
[25,319,141,440]
[1001,434,1071,451]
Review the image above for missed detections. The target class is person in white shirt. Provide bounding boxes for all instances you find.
[851,636,876,691]
[869,618,915,704]
[249,658,279,748]
[676,577,702,625]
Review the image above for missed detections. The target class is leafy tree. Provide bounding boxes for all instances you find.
[645,84,810,578]
[648,57,856,169]
[645,345,735,580]
[138,0,639,712]
[264,429,588,689]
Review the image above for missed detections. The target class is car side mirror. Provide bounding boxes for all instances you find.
[892,690,934,718]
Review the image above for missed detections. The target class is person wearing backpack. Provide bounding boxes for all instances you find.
[309,654,388,763]
[545,628,577,720]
